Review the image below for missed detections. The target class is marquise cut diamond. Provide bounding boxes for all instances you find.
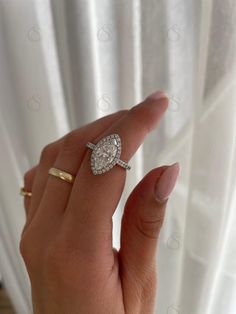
[91,134,121,175]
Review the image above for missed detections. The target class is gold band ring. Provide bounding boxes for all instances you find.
[48,167,75,183]
[20,187,32,197]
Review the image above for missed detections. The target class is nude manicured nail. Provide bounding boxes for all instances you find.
[146,90,168,101]
[154,163,180,202]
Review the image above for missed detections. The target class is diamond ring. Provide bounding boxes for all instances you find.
[86,134,131,175]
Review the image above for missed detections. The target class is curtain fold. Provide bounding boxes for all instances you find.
[0,1,235,313]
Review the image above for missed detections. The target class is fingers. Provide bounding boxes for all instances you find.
[65,93,169,258]
[37,110,127,218]
[119,164,179,311]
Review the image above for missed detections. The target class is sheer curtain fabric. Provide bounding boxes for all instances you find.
[0,1,236,313]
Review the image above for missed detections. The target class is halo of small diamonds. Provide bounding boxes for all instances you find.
[86,134,130,175]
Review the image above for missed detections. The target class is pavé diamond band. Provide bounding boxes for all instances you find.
[86,134,131,175]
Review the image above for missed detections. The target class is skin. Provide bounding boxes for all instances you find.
[20,95,172,314]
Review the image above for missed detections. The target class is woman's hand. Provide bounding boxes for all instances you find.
[19,91,179,314]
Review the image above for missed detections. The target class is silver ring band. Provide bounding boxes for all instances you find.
[86,142,96,150]
[116,159,131,170]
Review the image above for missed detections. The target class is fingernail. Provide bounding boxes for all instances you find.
[154,163,180,202]
[146,90,168,101]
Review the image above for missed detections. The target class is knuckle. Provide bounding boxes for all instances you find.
[19,230,29,255]
[136,215,164,239]
[19,227,43,273]
[19,237,26,258]
[23,165,38,186]
[128,104,141,119]
[128,104,153,134]
[61,130,83,155]
[20,222,28,237]
[19,233,34,266]
[39,143,55,164]
[23,168,34,185]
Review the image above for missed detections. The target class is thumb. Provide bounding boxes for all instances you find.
[119,163,180,308]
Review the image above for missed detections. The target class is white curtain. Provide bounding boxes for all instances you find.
[0,0,236,313]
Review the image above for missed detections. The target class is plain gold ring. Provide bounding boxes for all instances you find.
[20,187,32,197]
[48,167,75,184]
